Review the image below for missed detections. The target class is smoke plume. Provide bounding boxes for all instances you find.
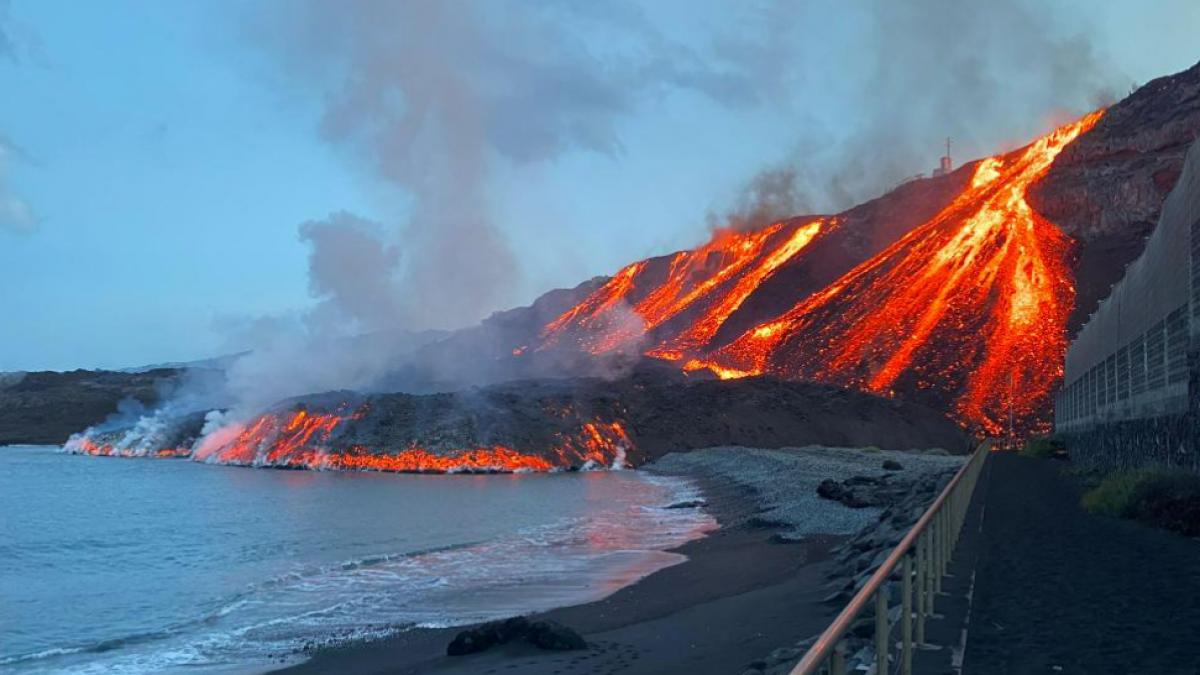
[247,0,764,332]
[775,0,1123,211]
[190,0,783,410]
[709,167,811,234]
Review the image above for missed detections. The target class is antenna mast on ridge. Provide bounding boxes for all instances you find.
[933,137,953,177]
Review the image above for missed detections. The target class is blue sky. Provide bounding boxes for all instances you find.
[1,0,1197,371]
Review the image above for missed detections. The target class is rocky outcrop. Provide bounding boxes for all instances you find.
[816,474,910,509]
[1031,60,1200,335]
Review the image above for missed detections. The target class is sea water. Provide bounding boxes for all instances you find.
[0,445,715,674]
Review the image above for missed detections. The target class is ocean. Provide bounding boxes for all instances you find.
[0,445,715,674]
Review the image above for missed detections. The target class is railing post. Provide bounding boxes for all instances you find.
[915,531,926,644]
[875,587,888,675]
[947,504,955,563]
[901,554,913,675]
[830,641,846,675]
[950,490,959,554]
[941,508,950,571]
[933,510,944,594]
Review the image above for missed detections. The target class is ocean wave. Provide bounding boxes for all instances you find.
[4,469,715,674]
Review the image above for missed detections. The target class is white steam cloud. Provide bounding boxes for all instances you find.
[246,0,766,332]
[198,0,780,410]
[0,2,39,235]
[0,139,37,234]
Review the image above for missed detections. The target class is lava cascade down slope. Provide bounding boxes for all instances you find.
[538,112,1105,435]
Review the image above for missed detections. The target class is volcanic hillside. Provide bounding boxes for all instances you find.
[40,62,1200,472]
[486,62,1200,437]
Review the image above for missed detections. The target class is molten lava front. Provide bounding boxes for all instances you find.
[543,112,1105,436]
[190,407,633,473]
[66,400,636,474]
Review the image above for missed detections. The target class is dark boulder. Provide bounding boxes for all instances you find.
[882,459,903,471]
[525,620,587,651]
[446,617,529,656]
[817,478,849,502]
[446,616,586,656]
[817,477,888,509]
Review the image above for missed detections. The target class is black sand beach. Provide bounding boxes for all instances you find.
[278,446,963,675]
[279,474,841,675]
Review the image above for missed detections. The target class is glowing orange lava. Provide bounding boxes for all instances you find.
[699,111,1104,435]
[283,446,557,473]
[545,111,1104,436]
[65,436,190,458]
[190,407,632,473]
[539,219,826,355]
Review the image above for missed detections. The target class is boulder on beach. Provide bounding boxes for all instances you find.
[446,616,587,656]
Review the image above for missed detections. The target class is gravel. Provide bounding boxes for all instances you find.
[649,445,964,540]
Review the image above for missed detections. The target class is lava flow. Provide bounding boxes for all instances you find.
[65,436,190,458]
[191,407,633,473]
[542,111,1104,435]
[694,111,1105,436]
[539,219,827,356]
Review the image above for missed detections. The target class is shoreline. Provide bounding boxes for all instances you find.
[273,445,961,674]
[274,449,889,675]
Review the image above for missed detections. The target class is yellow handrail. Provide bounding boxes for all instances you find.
[789,441,991,675]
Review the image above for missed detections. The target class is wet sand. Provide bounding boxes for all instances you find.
[276,446,960,675]
[277,472,843,675]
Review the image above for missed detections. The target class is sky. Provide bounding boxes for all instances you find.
[1,0,1197,372]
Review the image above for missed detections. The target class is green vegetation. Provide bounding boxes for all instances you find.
[1082,468,1200,536]
[1019,435,1066,459]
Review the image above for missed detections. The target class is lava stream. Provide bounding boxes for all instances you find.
[696,111,1104,435]
[539,218,826,355]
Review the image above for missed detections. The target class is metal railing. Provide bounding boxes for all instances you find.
[789,442,991,675]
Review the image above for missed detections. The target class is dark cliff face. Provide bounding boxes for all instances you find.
[0,369,181,445]
[1031,60,1200,336]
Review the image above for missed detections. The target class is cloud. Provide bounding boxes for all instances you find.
[0,0,46,67]
[0,0,15,62]
[0,3,41,235]
[0,138,38,234]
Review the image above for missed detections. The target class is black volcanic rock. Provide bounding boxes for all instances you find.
[446,617,586,656]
